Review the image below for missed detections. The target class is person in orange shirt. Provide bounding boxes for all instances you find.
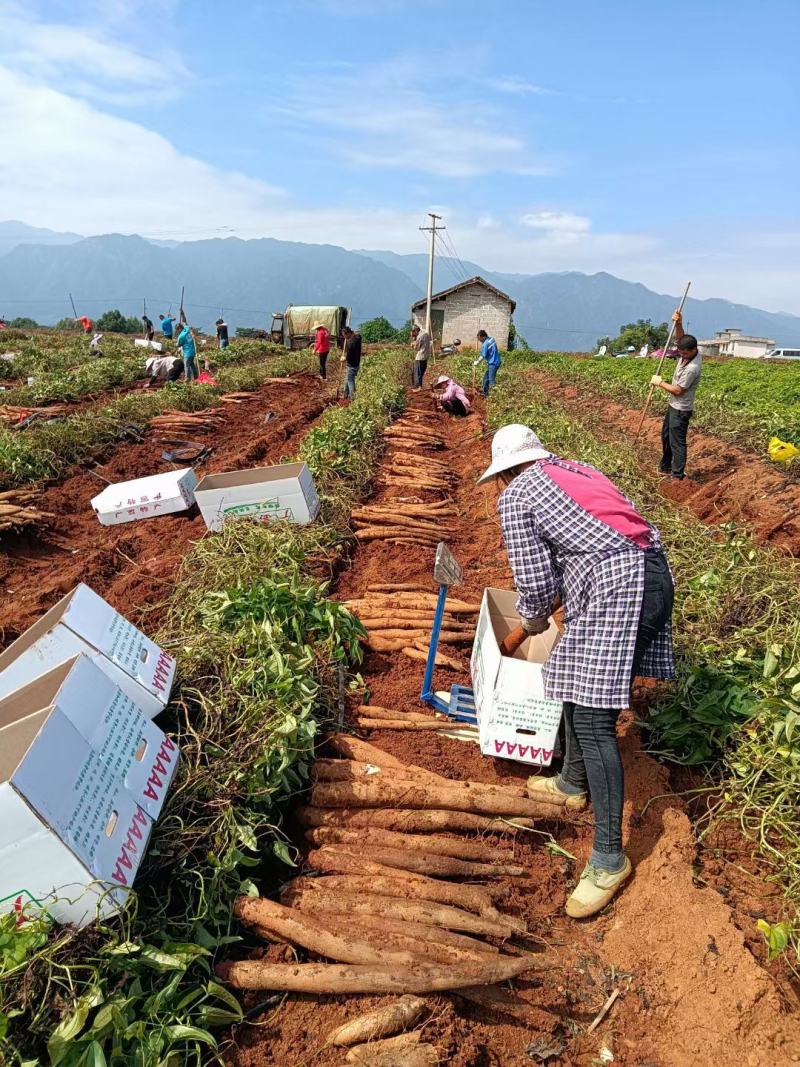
[313,321,331,380]
[76,315,93,334]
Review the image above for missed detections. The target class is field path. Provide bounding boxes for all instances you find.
[0,372,329,638]
[229,392,800,1067]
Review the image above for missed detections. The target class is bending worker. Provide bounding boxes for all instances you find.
[478,424,675,918]
[432,374,471,417]
[175,320,199,381]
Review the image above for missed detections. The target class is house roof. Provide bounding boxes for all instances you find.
[411,275,517,313]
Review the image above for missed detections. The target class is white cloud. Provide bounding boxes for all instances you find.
[521,211,591,234]
[477,214,501,230]
[275,56,552,178]
[488,76,561,97]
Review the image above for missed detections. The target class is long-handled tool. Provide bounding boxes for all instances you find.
[68,293,78,320]
[634,281,691,438]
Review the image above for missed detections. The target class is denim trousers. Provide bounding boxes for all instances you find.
[482,364,498,395]
[343,365,358,398]
[660,407,692,478]
[558,549,674,871]
[184,355,199,381]
[413,359,428,387]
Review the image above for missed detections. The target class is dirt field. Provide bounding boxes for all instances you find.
[227,393,800,1067]
[0,372,328,638]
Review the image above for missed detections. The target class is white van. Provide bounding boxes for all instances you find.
[766,348,800,361]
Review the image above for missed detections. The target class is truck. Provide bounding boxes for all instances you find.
[270,305,351,350]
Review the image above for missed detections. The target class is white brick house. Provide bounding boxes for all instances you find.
[411,276,516,349]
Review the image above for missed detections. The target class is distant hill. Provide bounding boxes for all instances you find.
[2,227,799,349]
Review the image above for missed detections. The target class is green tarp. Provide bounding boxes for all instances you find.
[285,306,343,338]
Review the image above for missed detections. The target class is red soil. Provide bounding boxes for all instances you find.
[535,371,800,556]
[228,394,800,1067]
[0,373,328,638]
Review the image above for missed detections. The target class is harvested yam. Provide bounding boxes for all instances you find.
[344,915,501,957]
[368,583,434,593]
[294,806,535,834]
[305,827,513,862]
[366,636,418,653]
[233,897,418,966]
[356,705,439,720]
[360,628,429,642]
[310,778,559,818]
[286,886,518,938]
[322,741,450,785]
[355,528,439,543]
[355,718,459,732]
[216,955,543,993]
[326,995,426,1046]
[307,844,526,880]
[455,985,547,1023]
[285,866,503,917]
[312,759,442,783]
[401,646,462,671]
[345,1032,424,1063]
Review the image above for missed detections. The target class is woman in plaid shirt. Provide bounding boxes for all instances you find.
[478,424,675,918]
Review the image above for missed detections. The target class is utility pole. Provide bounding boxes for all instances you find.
[419,213,444,338]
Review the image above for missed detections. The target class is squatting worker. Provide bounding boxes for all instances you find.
[474,329,501,395]
[410,323,432,390]
[478,424,675,918]
[145,354,183,387]
[433,374,471,417]
[341,326,362,399]
[652,309,702,480]
[314,321,331,380]
[176,321,199,381]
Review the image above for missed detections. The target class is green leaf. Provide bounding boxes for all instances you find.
[48,986,103,1065]
[162,1024,217,1047]
[763,649,780,679]
[272,839,296,866]
[756,919,791,961]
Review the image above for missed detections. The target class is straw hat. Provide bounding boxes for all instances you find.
[476,424,551,484]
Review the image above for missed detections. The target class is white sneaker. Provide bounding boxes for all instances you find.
[565,858,633,919]
[527,775,587,811]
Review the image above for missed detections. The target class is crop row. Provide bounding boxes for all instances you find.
[519,350,800,455]
[0,347,407,1066]
[453,350,800,956]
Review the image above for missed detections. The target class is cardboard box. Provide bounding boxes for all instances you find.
[91,467,198,526]
[0,583,175,720]
[134,338,164,353]
[470,588,563,766]
[0,654,178,927]
[194,461,320,532]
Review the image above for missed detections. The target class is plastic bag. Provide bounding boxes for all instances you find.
[768,437,800,463]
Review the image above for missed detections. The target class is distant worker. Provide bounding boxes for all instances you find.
[175,320,199,381]
[142,314,155,342]
[474,329,500,395]
[313,321,331,380]
[76,315,93,334]
[410,323,432,390]
[145,354,183,387]
[215,317,229,350]
[160,313,175,341]
[651,309,702,480]
[340,326,362,399]
[432,374,471,417]
[90,332,104,357]
[478,423,675,918]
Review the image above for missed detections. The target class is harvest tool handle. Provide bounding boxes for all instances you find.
[634,281,691,439]
[69,292,78,319]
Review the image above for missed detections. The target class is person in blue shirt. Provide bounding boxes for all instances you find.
[160,313,175,340]
[474,329,501,396]
[176,322,199,381]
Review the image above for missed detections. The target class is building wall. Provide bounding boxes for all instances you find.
[412,285,513,347]
[722,339,773,359]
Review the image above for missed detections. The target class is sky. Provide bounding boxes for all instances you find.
[1,0,798,312]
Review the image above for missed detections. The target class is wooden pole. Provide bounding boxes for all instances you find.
[179,286,186,325]
[634,281,691,439]
[68,293,78,319]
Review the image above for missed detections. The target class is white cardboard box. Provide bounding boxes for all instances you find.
[0,583,175,720]
[91,467,198,526]
[194,461,320,532]
[134,338,164,353]
[470,587,563,766]
[0,654,179,927]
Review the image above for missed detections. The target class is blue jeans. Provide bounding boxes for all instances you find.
[219,337,229,350]
[343,365,358,398]
[558,549,674,872]
[184,355,199,381]
[482,364,498,395]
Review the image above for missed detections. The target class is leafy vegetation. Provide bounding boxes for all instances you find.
[94,309,142,334]
[596,318,670,353]
[357,316,398,342]
[0,347,406,1066]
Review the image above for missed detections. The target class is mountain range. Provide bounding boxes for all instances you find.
[2,221,799,350]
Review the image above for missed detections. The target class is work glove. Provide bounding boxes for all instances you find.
[650,374,663,386]
[473,358,482,366]
[522,616,549,635]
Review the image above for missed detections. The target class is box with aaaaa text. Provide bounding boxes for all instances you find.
[470,587,563,766]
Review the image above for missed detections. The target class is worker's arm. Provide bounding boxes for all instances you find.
[651,375,687,397]
[498,487,560,627]
[672,308,685,344]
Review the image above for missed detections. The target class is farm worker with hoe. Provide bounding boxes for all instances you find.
[474,329,500,395]
[410,323,432,390]
[478,424,676,918]
[340,326,362,399]
[76,315,93,334]
[314,321,331,380]
[432,374,471,417]
[142,314,155,342]
[216,317,229,350]
[175,320,199,381]
[159,313,175,342]
[651,310,702,480]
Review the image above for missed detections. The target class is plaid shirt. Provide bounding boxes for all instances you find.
[498,459,675,708]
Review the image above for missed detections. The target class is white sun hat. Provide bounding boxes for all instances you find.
[477,424,551,484]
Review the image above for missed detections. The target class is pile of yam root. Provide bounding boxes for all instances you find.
[149,409,226,436]
[216,735,568,1064]
[0,488,54,532]
[0,404,69,425]
[343,583,478,670]
[379,420,453,496]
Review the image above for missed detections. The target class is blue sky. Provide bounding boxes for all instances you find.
[1,0,798,311]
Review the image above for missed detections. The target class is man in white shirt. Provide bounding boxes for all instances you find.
[411,324,432,390]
